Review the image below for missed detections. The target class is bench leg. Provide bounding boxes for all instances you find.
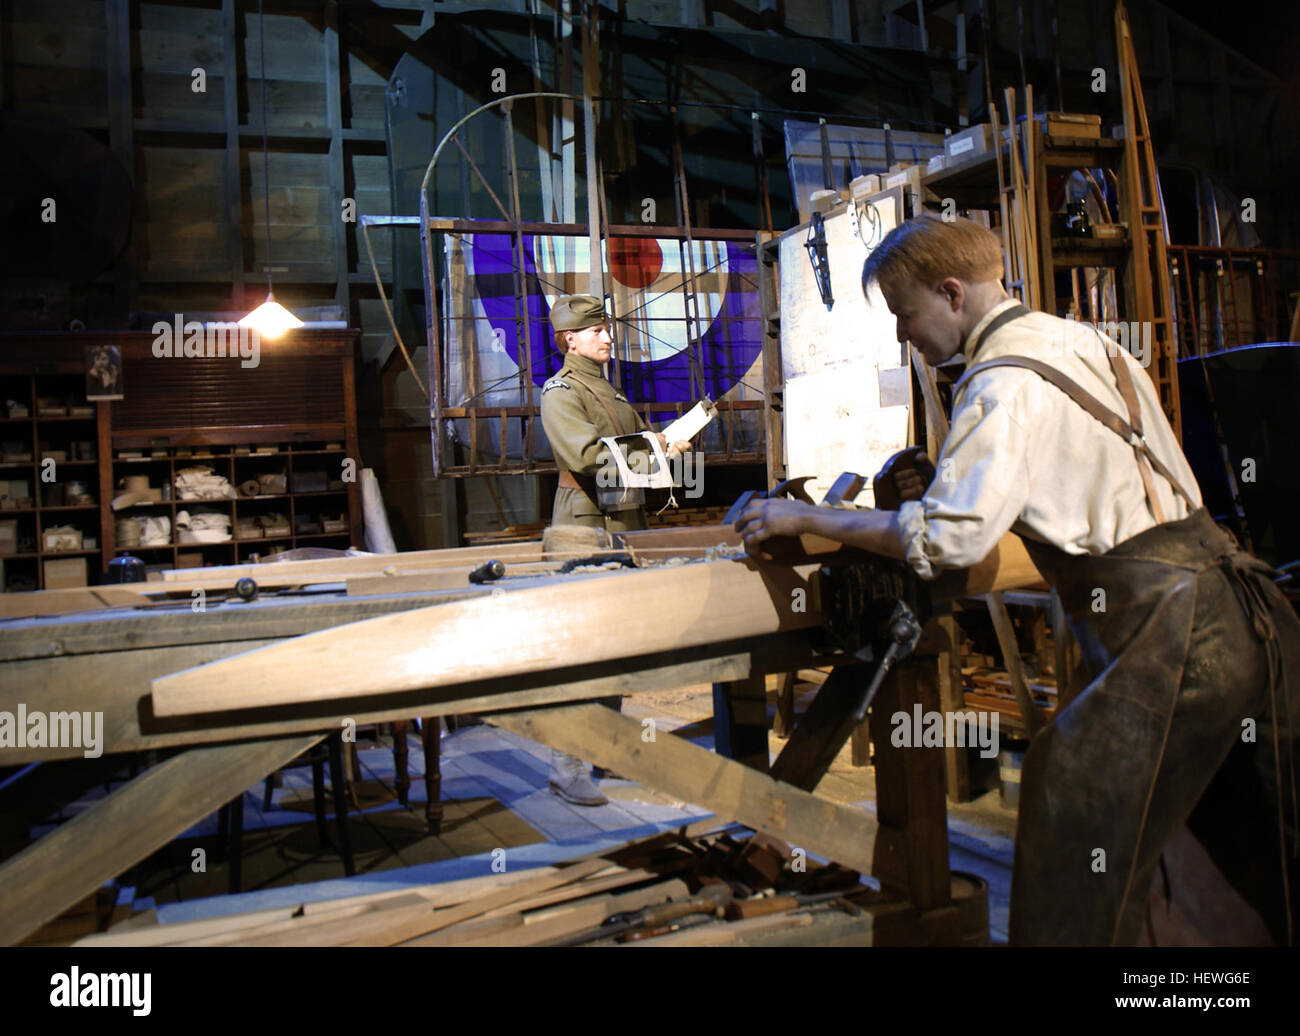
[422,717,444,835]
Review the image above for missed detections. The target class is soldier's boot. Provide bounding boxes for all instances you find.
[548,750,608,807]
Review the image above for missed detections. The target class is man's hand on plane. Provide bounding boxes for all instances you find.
[733,497,818,557]
[893,467,929,503]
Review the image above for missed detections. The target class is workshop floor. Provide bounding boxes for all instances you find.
[65,681,1017,943]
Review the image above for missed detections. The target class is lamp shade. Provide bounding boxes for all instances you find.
[238,294,303,340]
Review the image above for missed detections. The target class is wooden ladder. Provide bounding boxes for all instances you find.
[1115,0,1183,442]
[991,87,1040,311]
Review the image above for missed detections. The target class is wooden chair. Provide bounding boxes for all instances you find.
[217,730,354,894]
[390,717,445,834]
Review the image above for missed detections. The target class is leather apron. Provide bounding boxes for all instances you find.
[954,307,1300,945]
[1015,512,1299,945]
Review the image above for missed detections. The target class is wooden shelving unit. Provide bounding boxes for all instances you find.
[923,124,1182,440]
[111,441,357,569]
[0,329,362,589]
[0,370,110,592]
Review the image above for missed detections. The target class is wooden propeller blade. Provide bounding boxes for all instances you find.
[150,558,821,718]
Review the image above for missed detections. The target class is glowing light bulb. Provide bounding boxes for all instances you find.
[238,294,303,340]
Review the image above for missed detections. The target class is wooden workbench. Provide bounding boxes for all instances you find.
[0,535,995,946]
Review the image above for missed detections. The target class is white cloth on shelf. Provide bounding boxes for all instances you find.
[175,509,231,544]
[174,465,237,502]
[137,515,171,547]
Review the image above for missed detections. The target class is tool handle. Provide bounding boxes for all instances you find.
[467,560,505,583]
[726,895,800,920]
[872,446,937,511]
[640,893,725,927]
[852,640,905,723]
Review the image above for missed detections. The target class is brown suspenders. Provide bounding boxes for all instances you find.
[954,308,1196,521]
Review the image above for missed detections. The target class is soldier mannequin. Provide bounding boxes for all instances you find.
[540,294,689,804]
[542,294,688,532]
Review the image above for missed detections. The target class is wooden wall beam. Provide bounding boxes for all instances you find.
[324,0,350,313]
[222,0,246,308]
[105,0,138,309]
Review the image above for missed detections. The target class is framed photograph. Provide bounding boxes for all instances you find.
[85,344,124,401]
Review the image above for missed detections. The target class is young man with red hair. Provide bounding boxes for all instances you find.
[736,215,1299,946]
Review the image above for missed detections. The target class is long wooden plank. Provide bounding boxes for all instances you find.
[0,636,771,764]
[1,589,484,663]
[235,857,615,947]
[77,823,720,947]
[151,559,821,717]
[174,892,439,948]
[345,561,565,596]
[0,734,323,946]
[0,586,155,620]
[490,703,881,876]
[158,543,549,585]
[155,546,651,596]
[403,875,693,948]
[172,860,665,948]
[79,866,558,947]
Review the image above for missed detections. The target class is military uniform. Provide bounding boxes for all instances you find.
[541,351,649,533]
[538,293,652,809]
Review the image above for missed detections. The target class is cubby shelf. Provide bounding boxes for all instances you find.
[1,330,361,589]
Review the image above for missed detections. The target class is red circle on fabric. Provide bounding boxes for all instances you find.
[608,237,663,289]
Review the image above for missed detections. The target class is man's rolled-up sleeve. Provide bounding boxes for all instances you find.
[898,379,1034,579]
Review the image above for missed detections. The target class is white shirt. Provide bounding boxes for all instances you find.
[898,299,1202,579]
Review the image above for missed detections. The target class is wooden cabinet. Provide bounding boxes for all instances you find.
[111,441,359,571]
[0,329,361,589]
[0,369,108,592]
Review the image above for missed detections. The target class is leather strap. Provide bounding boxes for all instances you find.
[562,369,629,436]
[1105,348,1168,523]
[966,302,1032,357]
[557,469,590,491]
[954,355,1197,516]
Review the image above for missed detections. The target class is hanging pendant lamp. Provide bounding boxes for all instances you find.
[239,0,302,340]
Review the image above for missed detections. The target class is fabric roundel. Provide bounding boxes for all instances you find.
[468,232,761,404]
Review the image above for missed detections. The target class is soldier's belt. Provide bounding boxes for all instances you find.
[557,470,592,492]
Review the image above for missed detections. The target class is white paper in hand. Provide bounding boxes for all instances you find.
[660,398,718,444]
